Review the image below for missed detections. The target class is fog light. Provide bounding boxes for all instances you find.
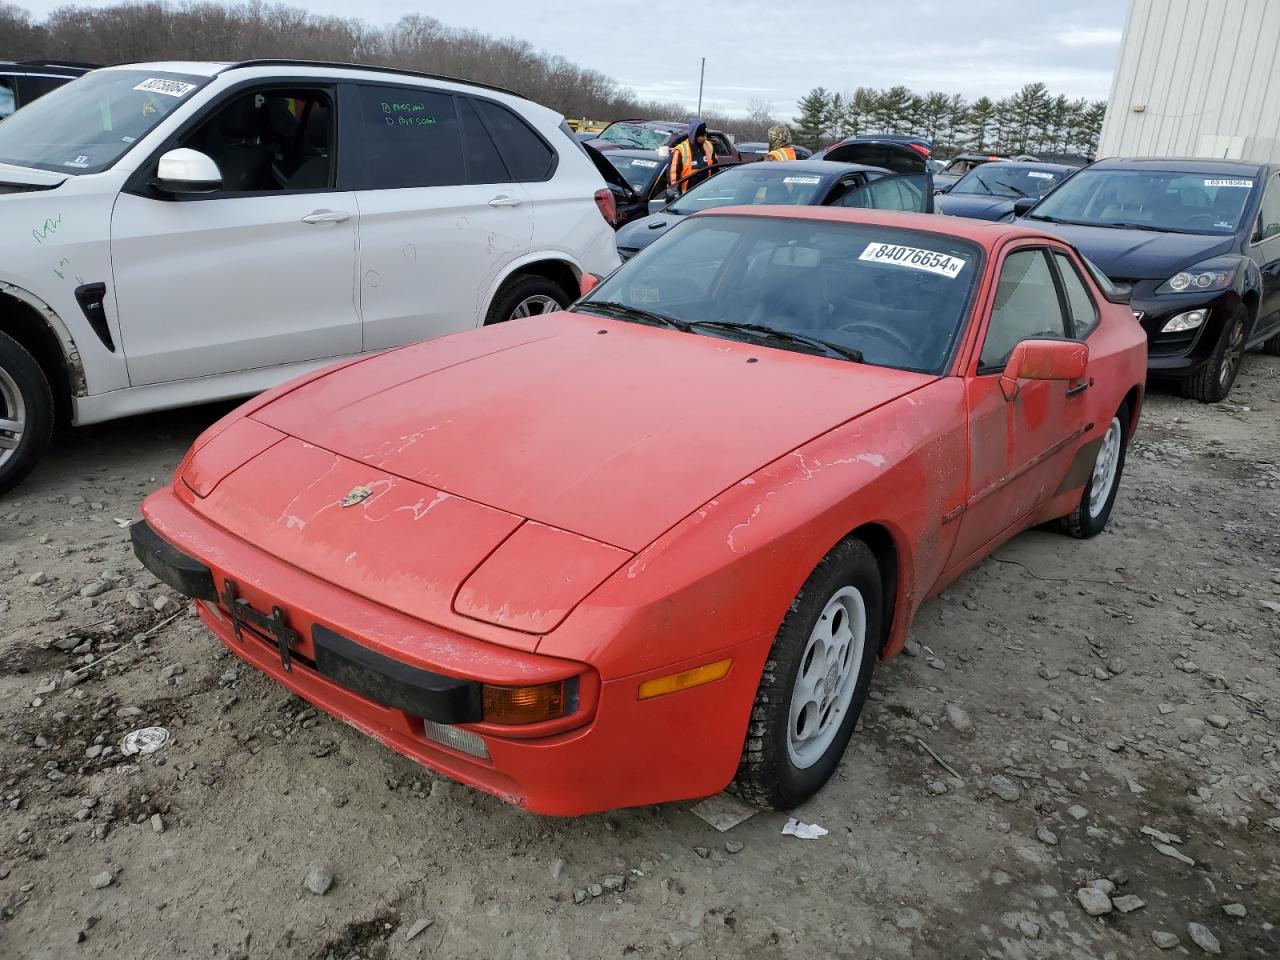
[638,658,732,700]
[482,680,571,725]
[1162,310,1206,333]
[422,719,490,759]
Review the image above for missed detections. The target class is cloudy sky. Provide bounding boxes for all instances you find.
[18,0,1129,115]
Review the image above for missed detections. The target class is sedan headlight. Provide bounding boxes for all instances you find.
[1161,309,1207,333]
[1156,262,1235,295]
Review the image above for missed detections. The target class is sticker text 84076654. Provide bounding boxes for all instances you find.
[858,242,967,278]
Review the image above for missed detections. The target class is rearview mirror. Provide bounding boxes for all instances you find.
[154,148,222,195]
[1012,197,1037,217]
[999,338,1088,400]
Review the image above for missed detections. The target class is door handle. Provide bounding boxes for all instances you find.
[1065,378,1092,397]
[301,209,351,224]
[488,195,524,207]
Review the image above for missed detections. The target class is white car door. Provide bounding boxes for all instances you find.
[350,83,533,351]
[110,85,361,386]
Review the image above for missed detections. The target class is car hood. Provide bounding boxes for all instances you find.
[0,162,68,191]
[1017,220,1238,280]
[936,194,1014,221]
[248,313,933,552]
[614,210,687,252]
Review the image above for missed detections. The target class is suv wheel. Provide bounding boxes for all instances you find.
[1182,305,1246,402]
[1263,330,1280,356]
[484,275,571,325]
[0,331,54,496]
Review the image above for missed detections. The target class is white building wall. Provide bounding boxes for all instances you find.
[1099,0,1280,162]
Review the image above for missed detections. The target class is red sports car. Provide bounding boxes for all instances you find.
[132,208,1146,815]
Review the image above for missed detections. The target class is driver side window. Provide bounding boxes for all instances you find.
[179,88,335,193]
[979,249,1067,371]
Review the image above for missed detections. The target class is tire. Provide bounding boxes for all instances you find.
[1060,402,1129,539]
[733,537,883,809]
[1263,331,1280,356]
[0,331,54,497]
[1181,305,1246,403]
[483,275,571,325]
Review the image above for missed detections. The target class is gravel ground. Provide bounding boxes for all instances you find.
[1,355,1278,960]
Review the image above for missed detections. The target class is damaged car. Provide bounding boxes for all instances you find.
[935,160,1075,222]
[133,206,1146,815]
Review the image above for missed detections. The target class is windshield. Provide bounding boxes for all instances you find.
[606,154,664,192]
[0,69,208,174]
[953,165,1063,199]
[579,215,981,373]
[597,122,675,151]
[1030,168,1255,235]
[670,166,827,214]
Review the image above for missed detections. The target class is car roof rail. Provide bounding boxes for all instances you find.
[217,59,523,99]
[16,59,99,69]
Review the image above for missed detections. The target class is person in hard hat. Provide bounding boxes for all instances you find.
[666,118,715,201]
[765,124,797,162]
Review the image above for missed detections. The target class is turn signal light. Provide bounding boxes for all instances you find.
[637,658,732,700]
[482,680,569,725]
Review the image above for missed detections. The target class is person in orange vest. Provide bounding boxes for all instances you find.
[665,118,716,201]
[765,124,797,162]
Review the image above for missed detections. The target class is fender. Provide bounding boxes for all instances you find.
[475,250,587,325]
[0,279,87,396]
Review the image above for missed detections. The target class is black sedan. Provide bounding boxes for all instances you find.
[1018,156,1280,401]
[936,161,1075,221]
[614,159,931,259]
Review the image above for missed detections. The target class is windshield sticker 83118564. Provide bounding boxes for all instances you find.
[133,78,198,98]
[859,242,967,278]
[1204,178,1253,188]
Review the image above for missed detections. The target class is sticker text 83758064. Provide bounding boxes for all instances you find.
[858,242,967,278]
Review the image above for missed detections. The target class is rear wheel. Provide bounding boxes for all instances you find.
[1182,305,1246,402]
[0,331,54,496]
[733,538,882,809]
[1263,330,1280,356]
[483,275,571,325]
[1060,402,1129,539]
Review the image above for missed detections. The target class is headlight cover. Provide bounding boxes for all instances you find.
[1156,259,1237,295]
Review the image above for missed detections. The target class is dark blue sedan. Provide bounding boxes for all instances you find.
[936,161,1075,221]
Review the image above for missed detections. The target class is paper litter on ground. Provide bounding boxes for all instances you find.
[782,818,828,839]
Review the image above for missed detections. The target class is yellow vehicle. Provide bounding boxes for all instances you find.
[566,118,608,134]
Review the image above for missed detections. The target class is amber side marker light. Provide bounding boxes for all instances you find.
[637,659,733,700]
[482,679,574,725]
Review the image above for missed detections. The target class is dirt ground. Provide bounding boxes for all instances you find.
[1,354,1278,960]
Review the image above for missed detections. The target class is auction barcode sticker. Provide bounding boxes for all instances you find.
[1204,178,1252,188]
[631,159,659,168]
[133,78,198,98]
[1027,171,1055,179]
[783,176,821,185]
[859,242,967,278]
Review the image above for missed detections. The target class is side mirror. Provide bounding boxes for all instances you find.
[999,339,1088,400]
[1012,197,1037,217]
[647,199,669,216]
[154,148,222,195]
[579,272,603,297]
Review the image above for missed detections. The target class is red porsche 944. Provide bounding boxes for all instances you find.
[132,207,1146,815]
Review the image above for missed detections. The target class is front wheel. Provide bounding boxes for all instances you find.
[0,331,54,497]
[483,275,571,325]
[733,538,882,809]
[1059,402,1129,539]
[1182,305,1246,402]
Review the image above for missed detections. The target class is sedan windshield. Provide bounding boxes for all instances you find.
[953,165,1063,199]
[0,69,208,174]
[597,122,675,150]
[1029,168,1255,235]
[670,166,827,214]
[578,215,981,373]
[606,154,664,192]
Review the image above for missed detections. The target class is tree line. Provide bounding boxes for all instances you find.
[794,84,1107,158]
[3,2,1105,156]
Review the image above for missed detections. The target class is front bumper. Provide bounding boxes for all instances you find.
[1131,288,1238,377]
[133,487,766,815]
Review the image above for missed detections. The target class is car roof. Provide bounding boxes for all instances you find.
[974,160,1076,175]
[699,204,1062,248]
[1091,156,1271,175]
[730,159,891,178]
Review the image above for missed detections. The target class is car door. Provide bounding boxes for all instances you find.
[350,84,533,351]
[946,245,1090,568]
[110,83,360,386]
[1249,170,1280,337]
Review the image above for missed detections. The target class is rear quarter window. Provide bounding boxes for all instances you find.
[471,99,555,182]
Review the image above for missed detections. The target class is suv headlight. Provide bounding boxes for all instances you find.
[1156,260,1236,295]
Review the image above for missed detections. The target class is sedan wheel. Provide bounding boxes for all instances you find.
[1060,402,1130,540]
[787,587,866,769]
[1087,416,1123,520]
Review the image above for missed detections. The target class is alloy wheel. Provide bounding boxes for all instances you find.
[1219,317,1245,390]
[509,294,561,320]
[0,365,26,468]
[1088,416,1122,519]
[786,586,866,769]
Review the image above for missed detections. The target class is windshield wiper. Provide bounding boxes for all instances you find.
[992,179,1029,198]
[689,320,863,362]
[1103,221,1196,234]
[1025,212,1087,225]
[577,300,692,332]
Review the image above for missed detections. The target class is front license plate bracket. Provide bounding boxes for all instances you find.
[221,578,300,672]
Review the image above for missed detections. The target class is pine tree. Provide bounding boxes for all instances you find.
[795,87,833,149]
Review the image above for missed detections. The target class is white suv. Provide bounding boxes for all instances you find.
[0,60,620,493]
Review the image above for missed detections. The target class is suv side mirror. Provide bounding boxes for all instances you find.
[999,338,1088,400]
[1012,197,1037,217]
[154,148,222,195]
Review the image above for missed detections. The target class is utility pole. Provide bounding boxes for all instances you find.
[696,57,705,117]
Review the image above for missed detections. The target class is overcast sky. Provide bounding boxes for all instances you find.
[17,0,1129,116]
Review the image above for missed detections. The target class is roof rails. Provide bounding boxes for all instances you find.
[218,59,523,100]
[17,60,98,70]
